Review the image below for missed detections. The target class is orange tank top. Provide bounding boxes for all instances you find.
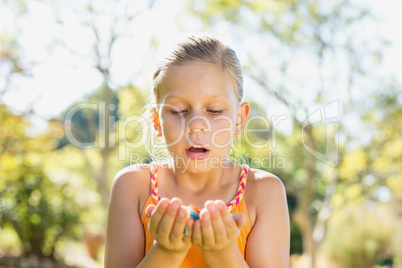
[140,163,252,267]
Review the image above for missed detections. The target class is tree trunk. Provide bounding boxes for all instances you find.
[293,200,316,268]
[99,78,112,206]
[99,149,111,206]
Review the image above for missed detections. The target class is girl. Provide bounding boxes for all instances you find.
[105,34,290,267]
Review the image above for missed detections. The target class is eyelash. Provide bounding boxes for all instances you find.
[209,110,223,114]
[170,109,223,115]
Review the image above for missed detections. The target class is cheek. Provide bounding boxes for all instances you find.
[210,116,236,147]
[161,116,185,143]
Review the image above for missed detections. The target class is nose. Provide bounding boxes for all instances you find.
[186,114,211,134]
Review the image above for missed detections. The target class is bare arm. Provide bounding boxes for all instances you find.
[104,169,145,267]
[201,242,249,267]
[136,243,188,268]
[245,175,290,267]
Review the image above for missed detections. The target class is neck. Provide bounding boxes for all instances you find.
[171,157,234,193]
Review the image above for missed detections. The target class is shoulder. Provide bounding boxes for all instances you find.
[246,167,286,202]
[109,163,153,214]
[113,163,152,183]
[244,167,287,225]
[111,163,151,195]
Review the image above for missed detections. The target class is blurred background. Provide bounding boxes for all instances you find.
[0,0,401,267]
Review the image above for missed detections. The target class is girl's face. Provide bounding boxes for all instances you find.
[155,61,249,171]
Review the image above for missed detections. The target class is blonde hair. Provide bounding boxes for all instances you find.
[151,34,243,104]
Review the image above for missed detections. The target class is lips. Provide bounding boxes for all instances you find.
[187,146,208,153]
[185,143,210,160]
[185,143,209,151]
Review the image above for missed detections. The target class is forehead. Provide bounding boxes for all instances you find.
[158,62,237,104]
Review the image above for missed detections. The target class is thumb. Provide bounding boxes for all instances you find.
[231,213,247,229]
[145,204,156,218]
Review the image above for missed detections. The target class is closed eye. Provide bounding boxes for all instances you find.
[208,110,223,114]
[171,109,188,115]
[171,109,222,115]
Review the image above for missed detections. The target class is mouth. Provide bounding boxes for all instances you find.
[185,144,210,160]
[186,145,209,153]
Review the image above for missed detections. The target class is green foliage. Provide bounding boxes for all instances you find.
[336,87,402,206]
[321,205,397,268]
[115,85,159,164]
[0,104,92,259]
[44,146,106,231]
[185,0,371,50]
[1,162,80,258]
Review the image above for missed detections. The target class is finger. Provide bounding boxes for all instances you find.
[157,199,182,242]
[171,197,183,204]
[170,206,187,243]
[206,202,226,242]
[214,200,226,211]
[183,218,194,243]
[200,208,215,246]
[145,204,156,218]
[232,213,247,229]
[204,200,215,208]
[148,198,170,237]
[192,219,202,247]
[218,204,240,240]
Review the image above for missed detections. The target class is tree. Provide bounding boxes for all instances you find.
[51,0,157,206]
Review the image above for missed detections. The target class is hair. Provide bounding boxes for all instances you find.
[151,33,244,104]
[140,33,246,164]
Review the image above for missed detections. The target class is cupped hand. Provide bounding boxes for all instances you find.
[146,197,194,253]
[191,200,247,251]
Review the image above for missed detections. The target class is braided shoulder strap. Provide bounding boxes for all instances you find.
[226,164,248,212]
[150,163,249,212]
[150,163,160,202]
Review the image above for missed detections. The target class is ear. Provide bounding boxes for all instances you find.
[151,107,162,137]
[235,102,250,135]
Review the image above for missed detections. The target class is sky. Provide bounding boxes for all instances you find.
[0,0,401,133]
[1,0,180,117]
